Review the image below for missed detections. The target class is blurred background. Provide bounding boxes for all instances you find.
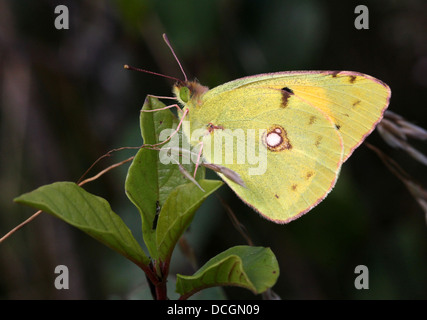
[1,0,426,299]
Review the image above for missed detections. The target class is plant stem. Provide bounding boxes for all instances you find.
[155,279,168,300]
[145,273,157,300]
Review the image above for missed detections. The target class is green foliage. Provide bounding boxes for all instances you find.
[14,181,149,267]
[14,97,279,299]
[176,246,279,299]
[125,96,205,258]
[156,180,222,262]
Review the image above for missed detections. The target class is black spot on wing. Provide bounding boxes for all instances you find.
[315,136,322,148]
[309,116,317,125]
[282,87,293,94]
[306,171,314,179]
[352,100,361,108]
[280,87,294,108]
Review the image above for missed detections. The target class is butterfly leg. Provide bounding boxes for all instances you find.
[140,102,181,113]
[146,94,178,101]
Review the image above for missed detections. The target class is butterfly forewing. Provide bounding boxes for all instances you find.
[206,71,391,161]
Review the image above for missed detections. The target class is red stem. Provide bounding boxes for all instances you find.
[155,279,168,300]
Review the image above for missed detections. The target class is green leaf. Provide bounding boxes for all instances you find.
[125,97,204,259]
[156,179,223,262]
[176,246,279,299]
[14,182,149,267]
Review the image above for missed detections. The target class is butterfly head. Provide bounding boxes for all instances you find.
[173,81,209,106]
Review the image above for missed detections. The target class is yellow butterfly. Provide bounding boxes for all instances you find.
[139,35,391,224]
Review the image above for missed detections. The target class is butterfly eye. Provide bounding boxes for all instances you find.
[179,87,191,102]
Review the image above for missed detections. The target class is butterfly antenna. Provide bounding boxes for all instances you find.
[123,65,182,83]
[163,33,188,82]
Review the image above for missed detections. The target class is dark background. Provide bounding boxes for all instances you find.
[1,0,426,299]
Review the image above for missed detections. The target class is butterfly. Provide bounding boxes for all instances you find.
[135,35,391,224]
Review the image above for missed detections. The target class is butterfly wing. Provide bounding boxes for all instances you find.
[203,71,391,161]
[183,71,390,223]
